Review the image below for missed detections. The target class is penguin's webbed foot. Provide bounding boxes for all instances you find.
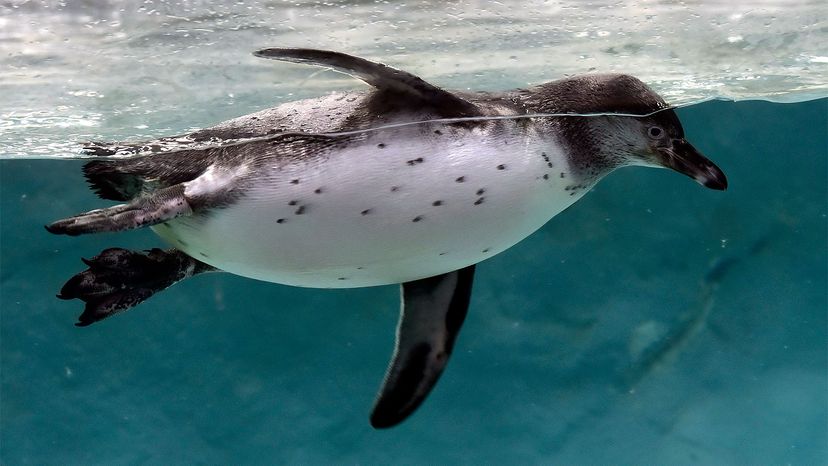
[58,248,213,326]
[45,185,192,236]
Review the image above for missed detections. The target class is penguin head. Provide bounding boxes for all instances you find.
[612,107,728,191]
[522,73,727,190]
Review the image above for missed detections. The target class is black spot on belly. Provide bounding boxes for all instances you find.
[474,197,485,205]
[497,164,506,170]
[288,200,299,206]
[356,266,364,270]
[560,172,566,178]
[290,179,300,185]
[314,188,323,194]
[412,215,423,222]
[476,188,485,195]
[455,176,465,183]
[547,162,554,168]
[406,157,424,166]
[338,277,348,281]
[198,252,209,258]
[543,174,549,180]
[482,248,491,253]
[434,129,443,135]
[361,209,372,216]
[377,143,386,148]
[295,205,306,215]
[432,200,443,206]
[390,186,400,192]
[439,252,448,256]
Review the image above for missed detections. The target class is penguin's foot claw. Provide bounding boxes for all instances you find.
[58,248,208,326]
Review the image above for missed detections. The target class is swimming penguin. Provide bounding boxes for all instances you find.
[46,48,727,428]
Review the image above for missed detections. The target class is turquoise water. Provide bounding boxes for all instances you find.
[2,98,826,463]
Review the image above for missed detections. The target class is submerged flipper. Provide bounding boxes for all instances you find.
[58,248,214,326]
[46,184,192,236]
[370,265,476,428]
[253,48,481,118]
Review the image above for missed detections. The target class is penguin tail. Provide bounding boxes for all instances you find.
[82,145,215,202]
[83,159,148,201]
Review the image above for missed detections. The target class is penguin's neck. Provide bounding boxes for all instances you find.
[513,88,633,187]
[542,116,629,188]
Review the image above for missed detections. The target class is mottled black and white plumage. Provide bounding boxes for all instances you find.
[47,48,727,429]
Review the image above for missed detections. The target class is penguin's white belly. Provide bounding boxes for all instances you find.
[153,127,586,287]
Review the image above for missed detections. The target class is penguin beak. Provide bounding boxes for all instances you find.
[658,139,728,190]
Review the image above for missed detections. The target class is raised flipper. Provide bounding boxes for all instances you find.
[45,184,192,236]
[253,48,481,118]
[58,248,215,326]
[370,265,476,428]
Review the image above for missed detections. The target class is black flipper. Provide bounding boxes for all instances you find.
[45,184,192,236]
[58,248,215,326]
[253,48,481,118]
[370,265,476,428]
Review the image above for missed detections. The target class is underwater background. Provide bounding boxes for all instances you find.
[1,1,826,464]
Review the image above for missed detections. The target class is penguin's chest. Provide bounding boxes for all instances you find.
[154,126,586,287]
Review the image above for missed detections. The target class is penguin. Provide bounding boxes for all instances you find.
[46,48,727,428]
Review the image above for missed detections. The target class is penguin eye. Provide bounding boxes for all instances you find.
[647,126,664,139]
